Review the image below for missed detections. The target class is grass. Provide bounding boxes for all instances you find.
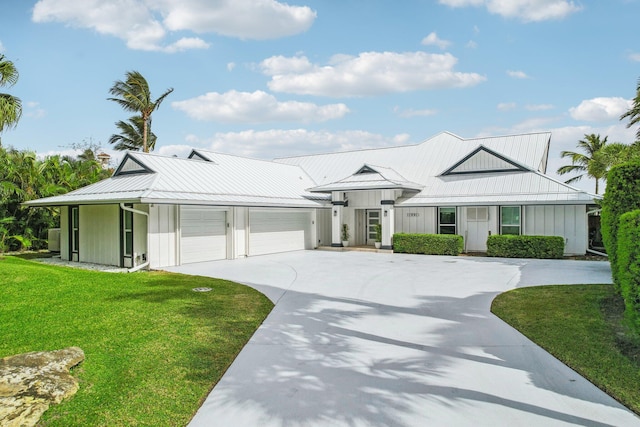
[491,284,640,414]
[0,256,273,426]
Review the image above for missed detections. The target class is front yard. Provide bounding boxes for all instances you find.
[0,256,273,426]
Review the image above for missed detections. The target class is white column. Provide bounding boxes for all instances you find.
[381,202,395,249]
[331,191,345,247]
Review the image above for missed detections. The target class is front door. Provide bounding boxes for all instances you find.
[466,206,489,252]
[366,210,380,246]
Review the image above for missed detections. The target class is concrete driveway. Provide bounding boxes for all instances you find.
[165,251,640,427]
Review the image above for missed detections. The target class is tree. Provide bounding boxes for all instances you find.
[557,133,609,194]
[0,54,22,140]
[108,115,157,152]
[107,71,172,153]
[620,77,640,141]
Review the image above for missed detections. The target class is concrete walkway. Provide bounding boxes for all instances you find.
[165,251,640,427]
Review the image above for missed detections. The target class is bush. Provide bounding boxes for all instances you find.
[617,210,640,332]
[393,233,463,256]
[486,235,564,259]
[601,162,640,289]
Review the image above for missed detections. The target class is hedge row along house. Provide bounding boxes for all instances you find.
[26,131,598,270]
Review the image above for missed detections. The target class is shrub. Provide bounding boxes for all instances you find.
[393,233,463,256]
[486,235,564,259]
[617,209,640,332]
[601,162,640,289]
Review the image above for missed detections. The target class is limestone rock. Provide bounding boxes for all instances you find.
[0,347,84,427]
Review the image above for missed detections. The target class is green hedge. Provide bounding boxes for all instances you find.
[486,235,564,259]
[617,210,640,331]
[393,233,463,256]
[601,162,640,289]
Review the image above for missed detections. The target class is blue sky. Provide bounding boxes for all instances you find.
[1,0,639,192]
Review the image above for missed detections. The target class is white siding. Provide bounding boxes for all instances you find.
[180,206,227,264]
[133,204,148,267]
[149,204,177,269]
[233,207,248,258]
[249,209,312,256]
[524,205,587,255]
[60,206,69,261]
[347,190,382,208]
[316,209,332,246]
[394,207,437,234]
[79,205,120,266]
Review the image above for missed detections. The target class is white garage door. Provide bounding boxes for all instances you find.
[249,210,311,256]
[180,206,227,264]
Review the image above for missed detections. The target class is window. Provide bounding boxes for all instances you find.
[71,206,79,253]
[501,206,521,235]
[122,205,133,258]
[438,207,456,234]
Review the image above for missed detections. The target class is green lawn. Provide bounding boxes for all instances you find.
[491,284,640,414]
[0,256,273,426]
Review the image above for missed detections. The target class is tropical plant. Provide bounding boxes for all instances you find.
[108,115,157,152]
[620,77,640,141]
[341,223,350,241]
[557,134,609,194]
[374,223,382,242]
[0,54,22,139]
[108,71,173,153]
[0,145,111,251]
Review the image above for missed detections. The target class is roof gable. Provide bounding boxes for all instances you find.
[113,154,154,176]
[188,150,214,163]
[441,146,529,176]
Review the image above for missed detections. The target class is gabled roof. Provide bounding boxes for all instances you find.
[308,164,423,193]
[277,131,596,205]
[26,151,327,208]
[441,145,530,175]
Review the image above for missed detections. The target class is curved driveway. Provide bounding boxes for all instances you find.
[166,251,640,427]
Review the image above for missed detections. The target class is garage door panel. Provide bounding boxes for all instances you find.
[249,210,311,256]
[180,207,227,264]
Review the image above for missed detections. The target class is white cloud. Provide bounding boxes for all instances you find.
[628,52,640,62]
[525,104,554,111]
[25,101,46,119]
[466,40,478,49]
[438,0,581,22]
[260,52,486,97]
[421,32,451,49]
[507,70,529,79]
[0,40,4,53]
[32,0,315,51]
[394,107,438,118]
[172,90,350,123]
[569,97,632,122]
[162,129,411,159]
[497,102,517,111]
[227,62,236,72]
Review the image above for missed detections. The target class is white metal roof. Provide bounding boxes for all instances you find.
[26,131,596,209]
[308,164,423,192]
[277,131,596,205]
[26,151,328,208]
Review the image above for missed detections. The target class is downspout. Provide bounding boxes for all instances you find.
[120,203,150,273]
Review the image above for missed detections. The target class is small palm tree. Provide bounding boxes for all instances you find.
[108,71,172,153]
[557,134,608,194]
[108,116,157,152]
[0,54,22,138]
[620,77,640,141]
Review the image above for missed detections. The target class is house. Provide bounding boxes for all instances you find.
[26,131,598,270]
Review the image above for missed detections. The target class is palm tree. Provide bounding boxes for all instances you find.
[0,54,22,140]
[557,133,608,194]
[620,77,640,141]
[107,71,173,153]
[108,115,157,152]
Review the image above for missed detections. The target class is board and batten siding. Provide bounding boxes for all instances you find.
[148,204,178,269]
[79,204,120,266]
[133,204,148,267]
[316,209,332,247]
[524,205,587,255]
[60,206,69,261]
[394,207,437,234]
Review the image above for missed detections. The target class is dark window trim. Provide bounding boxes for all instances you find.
[500,205,522,235]
[120,203,134,268]
[438,206,457,235]
[69,205,79,260]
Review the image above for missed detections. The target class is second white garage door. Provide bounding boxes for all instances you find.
[180,206,227,264]
[249,210,311,256]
